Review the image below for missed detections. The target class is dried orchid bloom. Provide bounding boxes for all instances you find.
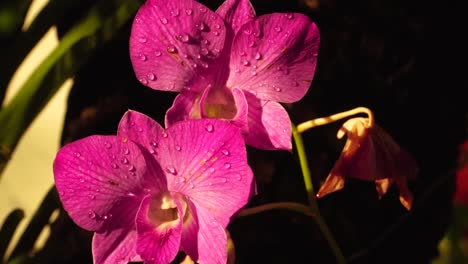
[130,0,320,150]
[316,117,418,210]
[53,110,254,264]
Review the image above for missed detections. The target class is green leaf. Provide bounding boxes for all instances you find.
[0,0,143,177]
[0,209,24,261]
[0,0,32,36]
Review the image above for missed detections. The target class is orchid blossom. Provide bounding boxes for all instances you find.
[129,0,320,150]
[316,117,418,210]
[53,110,254,264]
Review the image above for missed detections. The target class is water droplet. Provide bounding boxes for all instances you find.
[149,148,156,154]
[209,167,215,173]
[196,22,205,31]
[221,178,227,183]
[189,183,195,189]
[147,73,156,81]
[127,192,136,197]
[185,9,193,15]
[154,50,162,57]
[199,6,207,13]
[274,26,282,32]
[201,62,209,68]
[139,53,147,61]
[88,194,95,200]
[286,13,294,19]
[88,211,96,219]
[243,29,252,35]
[138,127,143,132]
[254,52,262,60]
[150,141,158,147]
[240,51,246,56]
[215,24,221,29]
[103,214,112,220]
[167,45,177,54]
[243,60,250,66]
[162,132,168,138]
[129,172,136,177]
[104,142,112,149]
[202,39,210,45]
[160,18,168,24]
[175,145,182,151]
[224,163,231,169]
[179,177,186,183]
[236,174,242,181]
[180,33,190,42]
[200,48,209,55]
[166,166,177,175]
[112,163,118,169]
[221,149,230,156]
[205,123,214,132]
[291,80,298,87]
[275,87,282,92]
[139,78,148,85]
[121,158,129,164]
[252,71,257,76]
[234,67,240,73]
[124,149,130,155]
[213,31,220,36]
[128,165,136,172]
[248,40,255,47]
[79,178,85,183]
[170,9,179,17]
[75,152,81,157]
[138,37,147,43]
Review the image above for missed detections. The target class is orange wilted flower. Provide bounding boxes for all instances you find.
[317,117,419,210]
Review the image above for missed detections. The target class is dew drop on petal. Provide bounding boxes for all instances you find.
[147,73,156,81]
[254,52,262,60]
[196,22,205,31]
[236,174,242,181]
[127,192,136,197]
[243,29,252,35]
[199,6,207,13]
[221,149,230,156]
[180,33,190,42]
[200,48,209,55]
[122,158,129,164]
[104,142,112,149]
[139,53,147,61]
[234,67,240,73]
[185,9,193,15]
[224,163,231,169]
[221,178,227,183]
[252,71,257,76]
[275,87,282,92]
[154,50,162,57]
[215,24,221,29]
[166,166,177,175]
[160,18,168,24]
[128,165,136,172]
[167,45,177,54]
[179,177,186,183]
[138,127,143,132]
[124,149,130,155]
[79,178,85,183]
[243,60,250,66]
[205,123,214,132]
[274,26,282,32]
[213,31,220,36]
[149,148,156,154]
[170,9,179,17]
[209,167,215,173]
[189,183,195,189]
[75,152,81,157]
[88,194,95,200]
[162,132,168,138]
[240,51,246,56]
[175,145,182,151]
[291,80,298,87]
[138,37,147,43]
[88,211,97,219]
[202,39,209,45]
[248,40,255,47]
[139,78,148,85]
[201,62,209,68]
[150,141,158,147]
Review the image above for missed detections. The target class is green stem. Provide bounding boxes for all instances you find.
[292,124,346,264]
[237,202,316,218]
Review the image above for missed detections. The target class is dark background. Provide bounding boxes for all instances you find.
[25,0,468,263]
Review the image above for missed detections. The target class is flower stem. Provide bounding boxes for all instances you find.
[237,202,316,218]
[297,106,374,133]
[292,124,346,264]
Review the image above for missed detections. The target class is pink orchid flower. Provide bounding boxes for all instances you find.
[53,110,254,264]
[316,117,418,210]
[129,0,320,150]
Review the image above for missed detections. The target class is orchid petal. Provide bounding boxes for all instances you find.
[243,92,292,150]
[156,119,253,226]
[165,90,201,128]
[227,13,319,103]
[135,194,185,264]
[216,0,256,35]
[53,136,153,232]
[118,110,164,151]
[181,201,228,264]
[130,0,226,92]
[92,228,141,264]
